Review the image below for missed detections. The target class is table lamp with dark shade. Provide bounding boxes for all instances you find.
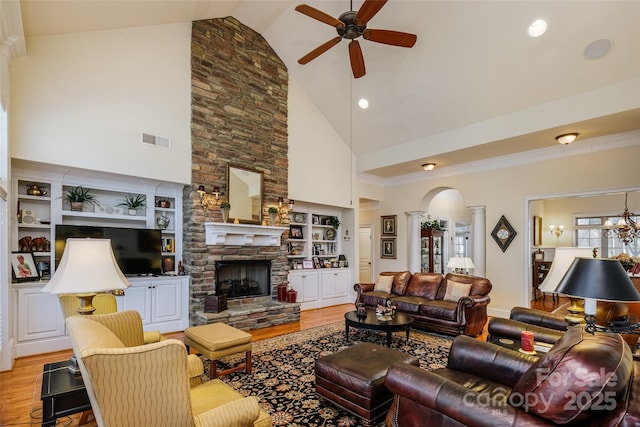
[42,238,131,315]
[555,257,640,334]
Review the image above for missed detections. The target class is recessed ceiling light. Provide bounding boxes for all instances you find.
[358,98,369,109]
[422,163,436,171]
[528,19,548,38]
[584,39,612,59]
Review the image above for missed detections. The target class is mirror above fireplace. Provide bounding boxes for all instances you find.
[227,164,263,224]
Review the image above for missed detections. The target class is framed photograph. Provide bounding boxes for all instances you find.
[491,215,517,253]
[302,259,314,269]
[533,215,543,247]
[312,256,321,268]
[289,225,304,239]
[381,238,396,259]
[11,252,40,282]
[312,215,319,225]
[381,215,397,236]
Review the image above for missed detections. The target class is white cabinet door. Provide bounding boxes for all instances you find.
[150,279,181,323]
[122,283,152,324]
[289,271,319,302]
[16,287,65,341]
[321,269,349,299]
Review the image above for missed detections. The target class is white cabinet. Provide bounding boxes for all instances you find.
[15,286,65,342]
[289,268,350,310]
[288,271,319,306]
[121,277,188,330]
[320,269,349,300]
[11,276,190,357]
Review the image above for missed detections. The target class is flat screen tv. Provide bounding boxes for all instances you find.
[55,225,163,276]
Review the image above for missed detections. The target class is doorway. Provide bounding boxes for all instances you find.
[358,225,372,282]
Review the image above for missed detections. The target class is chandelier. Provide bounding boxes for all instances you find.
[603,192,639,245]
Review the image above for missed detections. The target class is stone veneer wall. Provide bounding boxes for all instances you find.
[184,17,291,326]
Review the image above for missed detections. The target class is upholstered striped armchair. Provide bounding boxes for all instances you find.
[66,310,272,427]
[59,294,162,344]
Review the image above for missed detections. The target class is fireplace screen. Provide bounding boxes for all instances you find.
[215,260,271,299]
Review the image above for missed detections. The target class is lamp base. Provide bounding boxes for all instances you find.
[75,293,97,315]
[68,355,81,375]
[565,297,585,325]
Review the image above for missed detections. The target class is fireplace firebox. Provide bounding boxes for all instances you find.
[215,260,271,299]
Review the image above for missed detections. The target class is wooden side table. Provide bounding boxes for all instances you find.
[41,361,91,427]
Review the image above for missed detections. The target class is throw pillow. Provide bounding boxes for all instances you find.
[374,275,394,293]
[443,280,471,301]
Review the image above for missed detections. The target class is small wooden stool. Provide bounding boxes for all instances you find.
[184,323,252,379]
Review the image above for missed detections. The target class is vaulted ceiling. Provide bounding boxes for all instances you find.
[18,0,640,181]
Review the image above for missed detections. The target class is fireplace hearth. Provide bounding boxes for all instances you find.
[215,260,271,299]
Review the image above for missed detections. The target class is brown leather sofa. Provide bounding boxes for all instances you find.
[385,326,640,426]
[354,271,492,336]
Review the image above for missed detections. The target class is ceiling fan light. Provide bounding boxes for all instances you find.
[556,133,579,145]
[422,163,436,172]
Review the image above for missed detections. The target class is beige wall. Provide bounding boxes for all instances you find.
[361,135,640,317]
[11,24,193,184]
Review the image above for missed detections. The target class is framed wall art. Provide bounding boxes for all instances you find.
[289,225,304,239]
[381,215,397,236]
[11,252,40,282]
[533,215,542,247]
[491,215,517,253]
[381,238,396,259]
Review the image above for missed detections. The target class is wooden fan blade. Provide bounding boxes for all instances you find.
[363,29,417,47]
[348,40,366,79]
[298,37,342,65]
[355,0,388,25]
[295,4,345,28]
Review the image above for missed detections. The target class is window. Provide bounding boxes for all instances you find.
[575,215,639,257]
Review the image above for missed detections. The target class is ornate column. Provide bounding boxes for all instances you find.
[469,205,486,277]
[406,211,426,272]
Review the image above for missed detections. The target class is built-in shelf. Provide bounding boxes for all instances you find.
[204,222,288,246]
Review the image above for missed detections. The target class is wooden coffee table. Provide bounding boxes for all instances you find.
[345,309,414,347]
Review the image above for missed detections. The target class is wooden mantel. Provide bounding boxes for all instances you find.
[204,222,288,246]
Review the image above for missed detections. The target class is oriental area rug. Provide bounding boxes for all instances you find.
[204,322,453,427]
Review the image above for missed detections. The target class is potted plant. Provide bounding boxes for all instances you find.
[220,201,231,223]
[329,216,340,230]
[64,186,99,212]
[421,220,445,230]
[117,194,146,215]
[268,206,279,226]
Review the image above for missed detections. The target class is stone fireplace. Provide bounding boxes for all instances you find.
[215,260,271,299]
[185,16,293,329]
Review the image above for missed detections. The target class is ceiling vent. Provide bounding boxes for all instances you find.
[141,132,170,148]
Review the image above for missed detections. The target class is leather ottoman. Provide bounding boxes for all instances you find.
[315,342,419,426]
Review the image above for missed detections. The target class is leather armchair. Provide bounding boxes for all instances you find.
[66,310,272,427]
[385,326,640,426]
[487,307,568,345]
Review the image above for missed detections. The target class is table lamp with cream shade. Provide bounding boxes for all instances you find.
[42,238,131,315]
[446,257,475,274]
[538,247,594,324]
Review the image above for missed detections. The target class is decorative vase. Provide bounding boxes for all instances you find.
[70,202,83,212]
[269,212,277,226]
[277,283,288,302]
[128,208,137,216]
[286,289,297,303]
[221,207,230,223]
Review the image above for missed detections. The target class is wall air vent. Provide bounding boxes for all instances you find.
[141,132,170,148]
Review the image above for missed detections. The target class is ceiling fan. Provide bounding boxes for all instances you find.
[295,0,417,78]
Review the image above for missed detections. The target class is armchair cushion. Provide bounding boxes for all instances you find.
[193,397,260,427]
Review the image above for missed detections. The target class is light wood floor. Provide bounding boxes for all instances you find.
[0,299,564,426]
